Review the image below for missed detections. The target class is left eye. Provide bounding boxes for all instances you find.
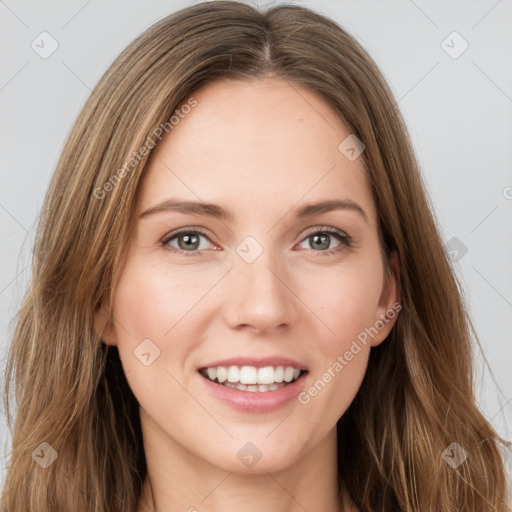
[297,230,347,252]
[294,227,351,255]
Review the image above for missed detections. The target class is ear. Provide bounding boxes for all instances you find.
[93,301,118,346]
[370,250,401,347]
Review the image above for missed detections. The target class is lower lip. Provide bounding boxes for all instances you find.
[198,371,308,413]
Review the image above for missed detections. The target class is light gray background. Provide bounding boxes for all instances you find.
[1,0,511,486]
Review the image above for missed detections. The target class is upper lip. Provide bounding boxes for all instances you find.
[199,356,308,371]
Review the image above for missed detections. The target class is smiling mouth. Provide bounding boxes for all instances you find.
[198,365,306,393]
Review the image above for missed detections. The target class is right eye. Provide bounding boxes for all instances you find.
[162,229,215,255]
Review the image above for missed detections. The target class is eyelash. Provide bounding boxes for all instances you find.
[161,226,352,257]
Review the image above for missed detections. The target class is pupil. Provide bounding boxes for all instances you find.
[312,233,329,250]
[179,233,199,250]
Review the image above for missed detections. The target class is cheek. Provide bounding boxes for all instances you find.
[300,259,383,347]
[295,261,382,418]
[113,259,211,345]
[110,257,221,399]
[110,261,200,424]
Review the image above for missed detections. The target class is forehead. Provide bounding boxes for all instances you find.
[138,78,376,226]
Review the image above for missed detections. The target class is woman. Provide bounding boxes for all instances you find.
[2,1,510,511]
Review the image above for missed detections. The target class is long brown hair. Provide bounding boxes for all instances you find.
[2,1,510,510]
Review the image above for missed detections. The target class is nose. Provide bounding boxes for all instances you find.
[222,246,298,335]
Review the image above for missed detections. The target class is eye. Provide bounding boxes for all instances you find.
[297,226,351,256]
[162,228,214,255]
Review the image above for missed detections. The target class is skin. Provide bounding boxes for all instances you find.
[94,77,400,512]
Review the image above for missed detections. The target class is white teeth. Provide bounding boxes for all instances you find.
[217,366,227,383]
[207,367,217,381]
[227,366,240,383]
[274,366,284,382]
[283,367,295,382]
[240,366,258,384]
[257,366,275,384]
[201,364,303,388]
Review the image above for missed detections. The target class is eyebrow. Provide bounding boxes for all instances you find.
[139,198,369,224]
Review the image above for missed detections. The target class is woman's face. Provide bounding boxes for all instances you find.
[96,77,399,474]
